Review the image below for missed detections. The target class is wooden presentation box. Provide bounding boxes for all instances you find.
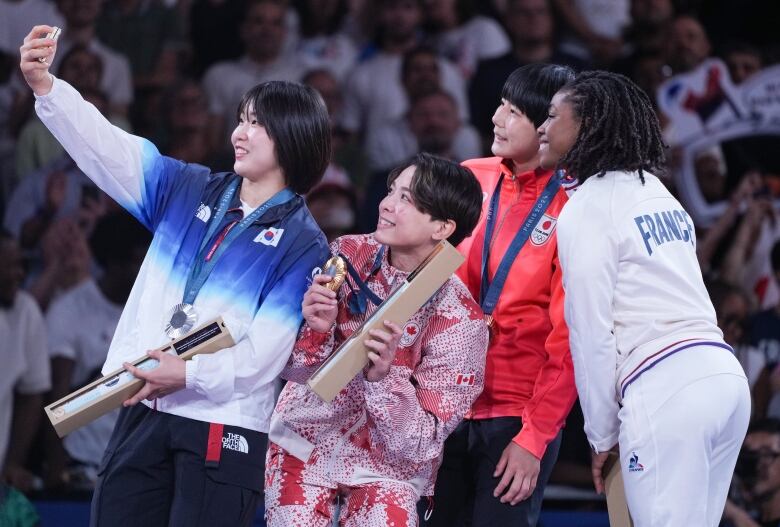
[45,318,234,437]
[605,455,635,527]
[307,241,464,402]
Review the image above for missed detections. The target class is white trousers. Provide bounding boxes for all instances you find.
[618,344,751,527]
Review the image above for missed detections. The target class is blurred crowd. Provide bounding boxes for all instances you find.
[0,0,779,524]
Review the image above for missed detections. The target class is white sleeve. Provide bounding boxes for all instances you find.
[557,199,621,453]
[34,76,193,231]
[46,294,78,360]
[184,237,326,402]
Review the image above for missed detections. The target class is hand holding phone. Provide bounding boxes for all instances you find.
[38,26,61,64]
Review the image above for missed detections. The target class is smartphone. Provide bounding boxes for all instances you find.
[38,26,62,64]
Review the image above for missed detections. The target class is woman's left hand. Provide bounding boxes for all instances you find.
[123,349,186,406]
[364,320,403,382]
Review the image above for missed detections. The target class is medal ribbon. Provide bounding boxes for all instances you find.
[183,177,295,305]
[479,170,562,315]
[339,246,385,315]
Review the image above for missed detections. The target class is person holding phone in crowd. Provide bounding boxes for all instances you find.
[20,25,331,527]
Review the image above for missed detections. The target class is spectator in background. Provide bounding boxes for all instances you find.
[362,89,480,232]
[0,230,51,493]
[188,0,247,78]
[469,0,585,146]
[551,0,629,66]
[0,0,64,56]
[44,212,151,490]
[668,14,712,74]
[422,0,510,80]
[50,0,134,118]
[294,0,357,81]
[724,419,780,527]
[97,0,185,92]
[340,0,468,145]
[305,182,358,241]
[746,242,780,421]
[157,79,222,167]
[15,47,132,178]
[723,41,764,85]
[203,0,305,151]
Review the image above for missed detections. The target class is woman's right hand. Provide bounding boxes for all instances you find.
[19,25,58,96]
[302,273,338,333]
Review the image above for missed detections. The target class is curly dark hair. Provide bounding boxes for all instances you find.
[558,70,667,184]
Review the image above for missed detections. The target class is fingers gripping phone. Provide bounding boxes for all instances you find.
[39,26,62,64]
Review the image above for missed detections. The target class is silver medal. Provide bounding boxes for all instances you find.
[164,303,198,339]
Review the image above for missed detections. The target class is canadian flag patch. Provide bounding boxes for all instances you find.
[399,322,420,347]
[455,373,476,386]
[530,214,557,246]
[255,227,284,247]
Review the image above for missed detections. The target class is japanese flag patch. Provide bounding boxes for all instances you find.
[255,227,285,247]
[530,214,557,246]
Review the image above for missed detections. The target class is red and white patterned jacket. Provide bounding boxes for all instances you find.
[269,234,489,496]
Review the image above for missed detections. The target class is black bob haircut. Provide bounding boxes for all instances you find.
[557,70,667,184]
[236,81,332,194]
[501,63,576,128]
[386,153,482,247]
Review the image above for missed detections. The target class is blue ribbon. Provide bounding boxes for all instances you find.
[339,246,385,315]
[183,177,295,305]
[479,170,562,315]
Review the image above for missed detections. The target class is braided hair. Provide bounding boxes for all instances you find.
[558,71,667,184]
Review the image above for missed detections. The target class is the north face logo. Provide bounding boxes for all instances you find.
[195,203,211,223]
[222,433,249,454]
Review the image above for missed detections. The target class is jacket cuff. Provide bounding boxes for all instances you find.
[512,427,546,460]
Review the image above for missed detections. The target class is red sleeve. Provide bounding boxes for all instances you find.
[512,246,577,459]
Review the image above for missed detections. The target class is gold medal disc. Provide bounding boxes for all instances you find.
[322,256,347,292]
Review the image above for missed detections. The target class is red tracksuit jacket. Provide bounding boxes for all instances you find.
[457,157,577,459]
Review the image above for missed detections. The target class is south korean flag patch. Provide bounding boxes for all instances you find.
[530,214,557,246]
[255,227,284,247]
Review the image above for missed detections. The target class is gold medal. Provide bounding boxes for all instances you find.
[322,255,346,292]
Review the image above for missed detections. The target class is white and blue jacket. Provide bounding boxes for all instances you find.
[35,77,329,432]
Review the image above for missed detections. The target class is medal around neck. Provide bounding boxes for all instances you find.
[322,256,346,292]
[165,303,198,339]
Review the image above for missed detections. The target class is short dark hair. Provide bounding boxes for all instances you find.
[557,70,667,184]
[386,153,482,246]
[89,211,152,269]
[501,63,575,128]
[236,81,332,194]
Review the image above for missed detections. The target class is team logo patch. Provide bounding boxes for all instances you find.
[530,214,557,246]
[222,432,249,454]
[628,451,644,472]
[195,203,211,223]
[400,322,420,347]
[255,227,284,247]
[454,373,476,386]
